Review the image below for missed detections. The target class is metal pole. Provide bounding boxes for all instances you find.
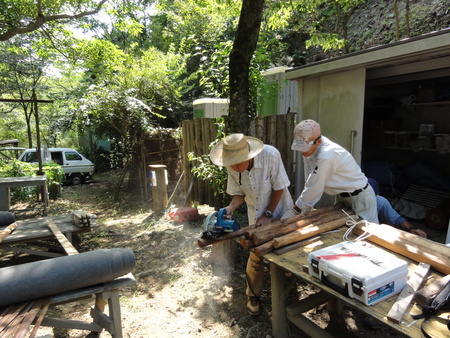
[33,91,43,176]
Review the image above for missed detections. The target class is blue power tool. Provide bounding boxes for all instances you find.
[201,208,240,239]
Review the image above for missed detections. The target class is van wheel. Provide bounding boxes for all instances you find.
[70,175,84,185]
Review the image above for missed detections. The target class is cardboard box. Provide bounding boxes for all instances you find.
[308,241,408,305]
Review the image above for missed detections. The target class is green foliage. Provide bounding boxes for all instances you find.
[264,0,366,55]
[196,40,233,97]
[187,117,229,204]
[0,159,63,202]
[0,0,108,41]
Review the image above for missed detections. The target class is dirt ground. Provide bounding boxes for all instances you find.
[3,171,411,338]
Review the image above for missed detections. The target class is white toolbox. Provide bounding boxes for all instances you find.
[308,241,408,305]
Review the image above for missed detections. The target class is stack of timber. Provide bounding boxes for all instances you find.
[251,207,355,257]
[353,222,450,275]
[198,206,355,257]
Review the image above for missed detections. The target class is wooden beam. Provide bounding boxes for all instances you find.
[197,224,255,248]
[387,262,430,324]
[286,291,332,316]
[273,216,349,249]
[0,222,16,243]
[46,219,79,255]
[353,223,450,275]
[274,236,320,255]
[414,274,450,307]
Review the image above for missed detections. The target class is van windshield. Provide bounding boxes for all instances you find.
[22,151,37,163]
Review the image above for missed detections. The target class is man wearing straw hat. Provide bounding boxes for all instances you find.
[282,119,378,223]
[210,133,293,316]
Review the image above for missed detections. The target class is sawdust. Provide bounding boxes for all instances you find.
[4,171,408,337]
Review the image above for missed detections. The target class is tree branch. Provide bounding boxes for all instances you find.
[0,0,108,41]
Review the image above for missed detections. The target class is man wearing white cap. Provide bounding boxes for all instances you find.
[282,119,379,223]
[210,133,293,316]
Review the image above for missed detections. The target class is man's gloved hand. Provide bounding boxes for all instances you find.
[281,208,299,220]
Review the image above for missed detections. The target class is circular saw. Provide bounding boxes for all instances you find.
[201,208,240,239]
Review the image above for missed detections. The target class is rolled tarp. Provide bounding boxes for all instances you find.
[0,211,15,227]
[0,248,135,308]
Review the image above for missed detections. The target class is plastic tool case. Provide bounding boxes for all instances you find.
[308,241,408,305]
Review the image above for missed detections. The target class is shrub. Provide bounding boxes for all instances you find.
[0,160,64,202]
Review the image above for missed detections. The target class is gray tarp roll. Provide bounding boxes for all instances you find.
[0,211,15,226]
[0,248,135,308]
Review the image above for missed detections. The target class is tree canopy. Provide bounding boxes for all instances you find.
[0,0,108,41]
[1,0,448,195]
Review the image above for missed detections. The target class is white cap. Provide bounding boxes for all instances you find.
[291,120,321,152]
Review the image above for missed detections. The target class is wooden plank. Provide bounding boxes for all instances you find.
[286,290,332,316]
[353,222,450,275]
[28,299,51,338]
[15,298,51,338]
[0,303,28,331]
[0,223,16,243]
[46,219,79,255]
[40,317,102,331]
[1,215,95,245]
[0,246,63,258]
[197,224,255,248]
[274,236,320,255]
[414,274,450,307]
[387,262,430,324]
[0,301,34,338]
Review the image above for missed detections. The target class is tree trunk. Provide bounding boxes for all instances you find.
[228,0,265,134]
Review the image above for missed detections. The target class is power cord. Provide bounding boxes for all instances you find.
[341,209,373,242]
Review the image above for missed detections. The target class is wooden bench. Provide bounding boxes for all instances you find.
[0,273,136,338]
[0,214,97,259]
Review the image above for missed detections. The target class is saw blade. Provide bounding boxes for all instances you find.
[203,211,218,232]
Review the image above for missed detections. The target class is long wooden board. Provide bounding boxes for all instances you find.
[47,219,79,255]
[353,223,450,275]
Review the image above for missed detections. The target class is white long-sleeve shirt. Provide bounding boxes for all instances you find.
[226,145,293,225]
[296,136,378,222]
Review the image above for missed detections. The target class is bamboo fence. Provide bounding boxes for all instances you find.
[182,113,297,209]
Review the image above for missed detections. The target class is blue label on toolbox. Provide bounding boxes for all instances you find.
[368,282,395,304]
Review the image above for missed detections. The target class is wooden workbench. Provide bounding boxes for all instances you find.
[264,229,444,338]
[0,176,49,216]
[0,214,97,260]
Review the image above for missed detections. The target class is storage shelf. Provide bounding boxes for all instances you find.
[385,147,439,152]
[366,101,450,109]
[408,101,450,106]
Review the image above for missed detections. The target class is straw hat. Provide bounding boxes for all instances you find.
[209,134,264,167]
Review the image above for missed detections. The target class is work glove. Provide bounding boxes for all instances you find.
[281,208,299,220]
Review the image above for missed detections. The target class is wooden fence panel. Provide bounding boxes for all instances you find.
[183,114,297,208]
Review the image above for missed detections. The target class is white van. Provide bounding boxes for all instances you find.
[18,148,95,185]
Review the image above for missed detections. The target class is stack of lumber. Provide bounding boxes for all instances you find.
[71,210,95,228]
[353,222,450,275]
[198,206,355,256]
[247,207,354,256]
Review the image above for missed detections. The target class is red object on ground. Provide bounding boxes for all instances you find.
[169,207,199,222]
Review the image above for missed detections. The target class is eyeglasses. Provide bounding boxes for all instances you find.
[297,135,321,146]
